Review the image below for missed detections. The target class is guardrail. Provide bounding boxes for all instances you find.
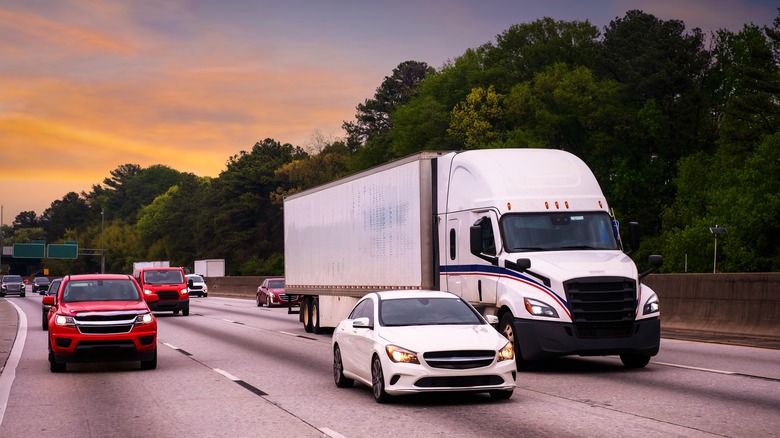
[205,273,780,341]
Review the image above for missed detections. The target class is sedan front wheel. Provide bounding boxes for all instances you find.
[371,355,391,403]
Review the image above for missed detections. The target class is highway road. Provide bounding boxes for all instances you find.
[1,294,779,438]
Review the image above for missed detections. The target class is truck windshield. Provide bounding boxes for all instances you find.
[501,212,619,252]
[144,270,184,285]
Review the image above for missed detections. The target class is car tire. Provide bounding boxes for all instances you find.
[256,295,262,307]
[301,298,313,333]
[203,293,207,298]
[499,312,532,371]
[141,348,157,370]
[48,340,65,373]
[20,292,25,297]
[489,389,513,400]
[173,309,180,315]
[333,345,354,388]
[311,297,324,334]
[371,355,391,403]
[619,353,651,369]
[182,305,189,316]
[42,312,48,331]
[264,296,271,307]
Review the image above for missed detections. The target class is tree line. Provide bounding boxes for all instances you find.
[3,10,779,275]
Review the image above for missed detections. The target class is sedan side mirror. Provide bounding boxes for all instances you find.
[352,317,372,329]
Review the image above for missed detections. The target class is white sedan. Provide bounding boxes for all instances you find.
[332,290,516,403]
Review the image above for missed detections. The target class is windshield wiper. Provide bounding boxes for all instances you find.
[513,247,547,252]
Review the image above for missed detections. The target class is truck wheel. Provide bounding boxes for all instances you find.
[620,353,651,368]
[48,340,65,373]
[42,312,48,331]
[173,309,180,315]
[499,313,531,371]
[182,305,189,316]
[311,297,324,334]
[301,298,313,333]
[141,348,157,370]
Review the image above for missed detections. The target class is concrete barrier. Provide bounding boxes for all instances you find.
[207,273,780,340]
[643,273,780,339]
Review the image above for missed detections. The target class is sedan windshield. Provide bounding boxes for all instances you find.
[62,280,141,302]
[379,297,483,327]
[501,212,619,252]
[268,280,284,288]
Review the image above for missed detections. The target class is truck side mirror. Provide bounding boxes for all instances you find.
[639,255,664,280]
[627,222,640,256]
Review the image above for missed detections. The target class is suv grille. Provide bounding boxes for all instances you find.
[564,277,637,339]
[423,350,495,369]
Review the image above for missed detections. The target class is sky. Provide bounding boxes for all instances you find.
[0,0,777,225]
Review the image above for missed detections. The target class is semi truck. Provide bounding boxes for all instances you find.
[284,149,663,368]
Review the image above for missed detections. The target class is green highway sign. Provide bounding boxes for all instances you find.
[13,243,45,258]
[47,243,78,259]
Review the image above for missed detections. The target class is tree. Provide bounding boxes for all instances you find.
[448,86,506,149]
[12,211,40,229]
[40,192,90,241]
[343,60,435,147]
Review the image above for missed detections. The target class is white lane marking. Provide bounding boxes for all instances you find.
[653,361,736,375]
[0,300,28,426]
[222,319,234,323]
[278,331,298,337]
[213,368,241,381]
[162,342,179,350]
[319,427,348,438]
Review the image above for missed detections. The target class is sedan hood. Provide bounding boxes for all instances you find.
[378,324,508,352]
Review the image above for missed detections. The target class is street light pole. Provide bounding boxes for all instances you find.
[709,225,727,273]
[101,209,105,274]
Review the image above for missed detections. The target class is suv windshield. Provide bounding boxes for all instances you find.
[143,270,184,285]
[3,275,22,282]
[62,280,140,302]
[501,212,619,252]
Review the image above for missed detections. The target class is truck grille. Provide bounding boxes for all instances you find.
[423,350,495,369]
[157,291,180,300]
[564,277,636,339]
[75,313,137,334]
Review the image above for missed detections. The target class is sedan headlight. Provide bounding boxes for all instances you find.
[643,294,660,315]
[385,345,419,364]
[524,297,559,318]
[497,341,514,362]
[134,313,154,325]
[55,315,75,327]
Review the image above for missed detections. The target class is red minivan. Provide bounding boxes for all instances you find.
[135,267,190,316]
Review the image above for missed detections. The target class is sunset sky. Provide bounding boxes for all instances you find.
[1,0,776,225]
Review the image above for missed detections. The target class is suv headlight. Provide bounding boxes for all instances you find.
[55,315,75,327]
[385,345,419,364]
[524,297,559,318]
[134,313,154,325]
[643,294,660,315]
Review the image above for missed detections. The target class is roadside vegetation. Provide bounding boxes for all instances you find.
[3,10,779,275]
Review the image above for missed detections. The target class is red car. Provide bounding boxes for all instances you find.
[43,274,159,373]
[256,278,301,307]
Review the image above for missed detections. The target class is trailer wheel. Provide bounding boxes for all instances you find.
[311,297,324,334]
[302,298,313,333]
[499,312,531,371]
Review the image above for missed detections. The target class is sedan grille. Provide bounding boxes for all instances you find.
[423,350,495,369]
[415,375,505,388]
[564,276,637,339]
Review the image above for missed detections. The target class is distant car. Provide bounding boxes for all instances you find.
[332,290,516,403]
[43,273,159,372]
[33,277,51,295]
[256,278,300,307]
[1,274,26,297]
[42,278,62,330]
[186,274,208,297]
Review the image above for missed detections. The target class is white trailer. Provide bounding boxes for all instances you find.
[194,259,225,277]
[132,260,169,278]
[284,149,663,368]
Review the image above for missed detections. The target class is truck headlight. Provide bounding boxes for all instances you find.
[524,297,559,318]
[134,313,154,325]
[643,294,659,315]
[55,315,75,327]
[180,287,188,295]
[385,345,419,364]
[143,289,153,295]
[497,341,514,362]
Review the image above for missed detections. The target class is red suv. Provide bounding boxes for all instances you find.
[134,267,190,316]
[43,274,159,372]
